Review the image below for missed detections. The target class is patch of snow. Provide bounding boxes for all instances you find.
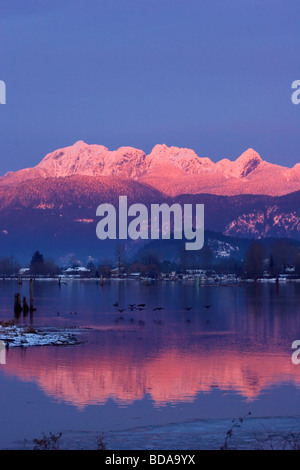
[19,268,30,275]
[35,203,55,209]
[64,267,90,273]
[74,219,94,224]
[0,325,82,348]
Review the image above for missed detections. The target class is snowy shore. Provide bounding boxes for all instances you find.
[0,323,82,348]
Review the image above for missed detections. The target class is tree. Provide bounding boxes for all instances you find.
[115,243,126,275]
[161,260,178,274]
[140,251,161,278]
[179,247,192,272]
[87,261,97,276]
[71,257,81,269]
[0,255,20,276]
[30,251,45,275]
[200,245,213,270]
[30,251,59,275]
[269,254,275,277]
[98,258,112,278]
[44,258,60,276]
[242,241,265,279]
[294,250,300,275]
[270,240,296,275]
[215,258,242,275]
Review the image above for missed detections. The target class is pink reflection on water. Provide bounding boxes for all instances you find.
[2,331,298,409]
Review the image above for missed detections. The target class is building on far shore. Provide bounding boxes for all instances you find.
[19,268,30,276]
[63,267,91,276]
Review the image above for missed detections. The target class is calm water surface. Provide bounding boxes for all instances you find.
[0,279,300,449]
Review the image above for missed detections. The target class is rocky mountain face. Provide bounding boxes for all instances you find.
[1,141,300,196]
[0,141,299,261]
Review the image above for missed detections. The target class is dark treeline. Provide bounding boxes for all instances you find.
[1,239,300,279]
[243,239,300,278]
[0,251,59,277]
[0,255,19,276]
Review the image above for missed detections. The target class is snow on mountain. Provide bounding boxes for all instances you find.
[225,208,300,239]
[216,149,262,178]
[147,144,215,173]
[37,141,147,179]
[0,141,299,197]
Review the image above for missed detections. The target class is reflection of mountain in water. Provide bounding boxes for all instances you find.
[2,281,300,409]
[3,331,298,409]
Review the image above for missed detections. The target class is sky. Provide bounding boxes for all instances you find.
[0,0,299,175]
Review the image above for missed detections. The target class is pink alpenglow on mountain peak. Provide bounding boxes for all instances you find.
[0,141,299,197]
[216,149,263,178]
[147,144,215,174]
[38,141,147,179]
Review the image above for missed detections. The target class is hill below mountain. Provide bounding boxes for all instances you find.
[0,175,299,262]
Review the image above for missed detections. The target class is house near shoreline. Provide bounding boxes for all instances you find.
[18,268,30,275]
[63,267,91,276]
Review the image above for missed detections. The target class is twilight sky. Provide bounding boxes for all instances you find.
[0,0,299,175]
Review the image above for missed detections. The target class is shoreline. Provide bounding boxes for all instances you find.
[0,323,84,348]
[0,276,299,284]
[7,415,300,450]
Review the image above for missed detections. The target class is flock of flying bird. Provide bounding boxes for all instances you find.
[113,301,213,311]
[112,301,213,325]
[56,302,213,322]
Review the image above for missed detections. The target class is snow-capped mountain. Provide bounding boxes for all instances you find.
[0,141,300,260]
[1,141,300,197]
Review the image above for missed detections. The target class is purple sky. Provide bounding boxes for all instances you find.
[0,0,299,175]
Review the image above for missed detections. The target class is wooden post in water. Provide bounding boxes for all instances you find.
[30,278,34,312]
[14,293,22,316]
[100,275,103,286]
[22,296,29,315]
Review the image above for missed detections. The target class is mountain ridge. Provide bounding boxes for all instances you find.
[1,141,299,197]
[0,141,299,260]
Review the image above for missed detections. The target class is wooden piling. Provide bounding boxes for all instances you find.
[22,296,29,315]
[100,275,103,286]
[14,293,22,315]
[30,278,35,312]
